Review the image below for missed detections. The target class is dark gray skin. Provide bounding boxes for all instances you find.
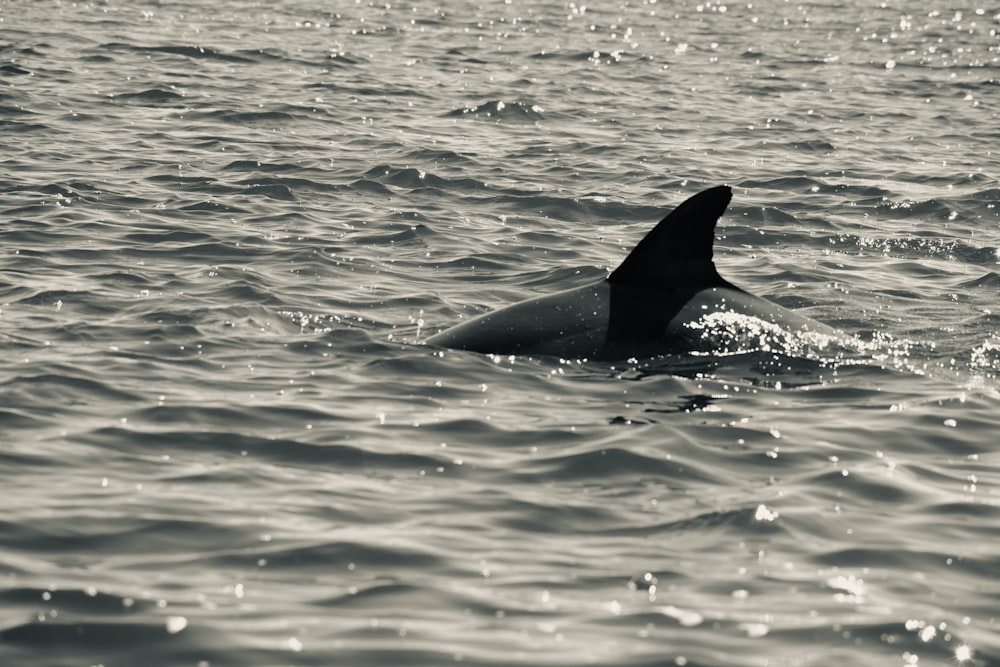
[428,185,840,361]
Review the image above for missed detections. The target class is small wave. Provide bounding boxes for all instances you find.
[178,200,248,213]
[0,409,47,434]
[234,178,297,201]
[495,499,620,534]
[346,178,393,196]
[221,160,304,173]
[232,175,341,196]
[122,229,218,245]
[3,180,103,201]
[0,618,179,647]
[234,47,321,67]
[361,164,489,192]
[0,104,32,117]
[530,50,581,61]
[970,335,1000,374]
[0,372,143,406]
[101,42,255,64]
[401,147,478,166]
[959,272,1000,289]
[737,175,830,193]
[312,581,485,613]
[0,586,155,615]
[780,139,837,153]
[12,287,82,306]
[445,99,544,121]
[0,63,31,75]
[0,119,47,132]
[109,88,186,106]
[347,223,429,246]
[213,539,443,571]
[847,232,995,266]
[510,445,718,484]
[144,173,302,202]
[79,426,449,473]
[196,108,299,125]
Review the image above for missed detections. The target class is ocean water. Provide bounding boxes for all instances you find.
[2,1,999,665]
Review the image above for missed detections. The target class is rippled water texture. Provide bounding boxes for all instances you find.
[2,1,1000,666]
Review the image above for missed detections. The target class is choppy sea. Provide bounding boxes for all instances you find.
[2,1,999,666]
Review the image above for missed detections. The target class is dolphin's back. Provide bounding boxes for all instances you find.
[427,283,612,358]
[428,185,843,360]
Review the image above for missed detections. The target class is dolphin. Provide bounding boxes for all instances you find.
[427,185,841,361]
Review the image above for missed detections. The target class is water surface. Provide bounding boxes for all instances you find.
[2,1,999,665]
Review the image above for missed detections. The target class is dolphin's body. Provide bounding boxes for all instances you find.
[428,185,840,361]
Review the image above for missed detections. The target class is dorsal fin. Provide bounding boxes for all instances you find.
[608,185,732,287]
